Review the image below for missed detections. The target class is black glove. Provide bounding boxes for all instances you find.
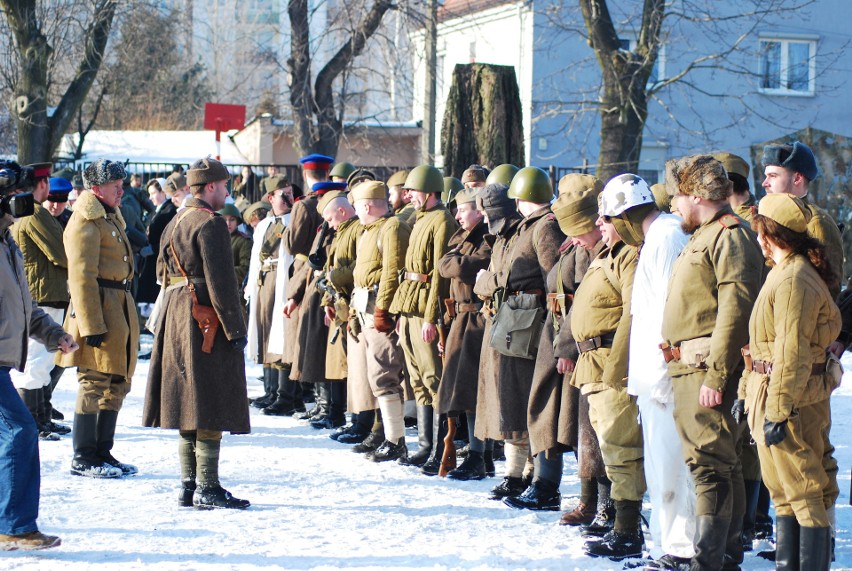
[731,399,746,424]
[85,334,104,348]
[763,419,787,446]
[229,337,248,352]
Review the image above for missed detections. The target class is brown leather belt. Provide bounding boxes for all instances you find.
[456,302,483,313]
[577,332,615,353]
[97,278,131,292]
[404,272,430,283]
[751,360,826,376]
[660,342,681,363]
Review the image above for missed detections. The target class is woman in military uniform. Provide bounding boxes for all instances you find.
[740,193,839,570]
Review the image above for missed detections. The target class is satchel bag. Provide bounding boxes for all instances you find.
[489,292,545,359]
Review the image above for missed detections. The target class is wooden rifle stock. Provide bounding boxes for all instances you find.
[438,416,457,477]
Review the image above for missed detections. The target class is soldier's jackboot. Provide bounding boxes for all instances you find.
[17,388,58,441]
[484,447,496,477]
[690,515,730,571]
[774,515,800,571]
[799,525,830,571]
[741,479,760,550]
[311,381,346,429]
[584,500,645,560]
[250,368,276,408]
[300,381,316,404]
[420,413,448,476]
[488,476,528,500]
[581,480,615,537]
[303,381,330,422]
[399,404,433,467]
[178,433,197,507]
[96,409,138,475]
[193,438,250,510]
[70,413,122,478]
[352,413,385,453]
[447,450,487,481]
[754,483,773,539]
[503,478,561,511]
[262,369,302,416]
[39,387,69,435]
[335,410,374,444]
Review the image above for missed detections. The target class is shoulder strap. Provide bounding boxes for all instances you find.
[168,206,214,295]
[718,213,740,229]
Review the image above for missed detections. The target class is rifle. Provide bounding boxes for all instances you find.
[308,221,333,270]
[436,310,457,476]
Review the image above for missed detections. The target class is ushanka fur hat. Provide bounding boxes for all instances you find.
[83,159,127,189]
[665,154,732,201]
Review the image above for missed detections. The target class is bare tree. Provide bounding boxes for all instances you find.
[0,0,117,163]
[536,0,842,182]
[287,0,396,156]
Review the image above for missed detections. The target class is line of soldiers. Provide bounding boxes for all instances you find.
[253,141,844,571]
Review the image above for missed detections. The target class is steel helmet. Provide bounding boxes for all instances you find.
[598,174,655,217]
[507,166,553,203]
[404,165,444,194]
[442,176,464,205]
[329,161,356,181]
[485,164,520,186]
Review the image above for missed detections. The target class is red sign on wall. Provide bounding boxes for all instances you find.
[203,103,246,132]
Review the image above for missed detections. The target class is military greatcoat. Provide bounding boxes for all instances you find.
[143,198,250,434]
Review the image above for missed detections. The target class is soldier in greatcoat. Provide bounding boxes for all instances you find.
[662,155,764,570]
[435,187,492,480]
[59,159,139,479]
[516,175,608,518]
[390,165,459,470]
[143,158,250,510]
[473,169,564,502]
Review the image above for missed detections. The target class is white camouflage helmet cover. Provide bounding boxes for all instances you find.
[598,174,655,217]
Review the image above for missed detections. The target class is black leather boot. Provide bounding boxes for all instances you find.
[691,515,730,570]
[447,450,486,481]
[489,476,527,500]
[311,381,346,429]
[484,448,495,477]
[799,525,830,571]
[584,500,644,560]
[97,409,138,475]
[194,437,250,509]
[250,368,275,408]
[741,479,760,551]
[70,413,122,478]
[367,437,408,462]
[336,411,374,443]
[262,369,303,416]
[352,429,385,454]
[18,389,58,441]
[194,485,251,509]
[303,381,330,422]
[774,515,800,571]
[503,478,561,511]
[399,404,433,467]
[420,413,447,476]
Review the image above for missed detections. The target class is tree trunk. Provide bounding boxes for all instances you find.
[580,0,664,183]
[440,63,525,178]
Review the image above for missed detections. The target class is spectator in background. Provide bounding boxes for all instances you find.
[137,178,177,306]
[45,177,73,228]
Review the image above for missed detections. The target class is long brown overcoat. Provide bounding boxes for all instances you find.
[58,190,138,377]
[528,241,600,457]
[473,207,564,440]
[435,220,491,415]
[296,224,335,384]
[143,198,250,433]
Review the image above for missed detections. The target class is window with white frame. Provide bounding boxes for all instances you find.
[759,37,816,95]
[618,37,665,87]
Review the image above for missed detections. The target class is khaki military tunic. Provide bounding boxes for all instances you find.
[322,216,360,381]
[742,253,840,527]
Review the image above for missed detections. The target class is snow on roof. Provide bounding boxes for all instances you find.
[59,130,252,165]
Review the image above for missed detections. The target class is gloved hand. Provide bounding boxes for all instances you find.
[731,399,746,424]
[86,334,104,348]
[229,337,248,352]
[373,308,395,333]
[764,419,787,446]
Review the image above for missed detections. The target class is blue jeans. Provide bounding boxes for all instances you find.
[0,366,40,535]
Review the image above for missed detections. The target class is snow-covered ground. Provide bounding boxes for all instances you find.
[3,344,852,570]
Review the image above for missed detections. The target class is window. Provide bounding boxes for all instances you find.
[759,37,815,95]
[618,37,664,87]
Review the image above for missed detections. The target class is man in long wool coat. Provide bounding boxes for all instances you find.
[143,158,251,510]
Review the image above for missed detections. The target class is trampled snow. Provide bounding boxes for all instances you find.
[2,346,851,570]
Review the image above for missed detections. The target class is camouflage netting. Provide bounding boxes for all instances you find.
[751,127,852,279]
[440,63,525,179]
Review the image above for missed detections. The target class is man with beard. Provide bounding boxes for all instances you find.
[662,155,764,570]
[387,170,415,224]
[143,158,251,509]
[434,186,492,479]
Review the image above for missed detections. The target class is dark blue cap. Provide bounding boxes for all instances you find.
[312,181,347,194]
[299,154,335,169]
[48,177,73,194]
